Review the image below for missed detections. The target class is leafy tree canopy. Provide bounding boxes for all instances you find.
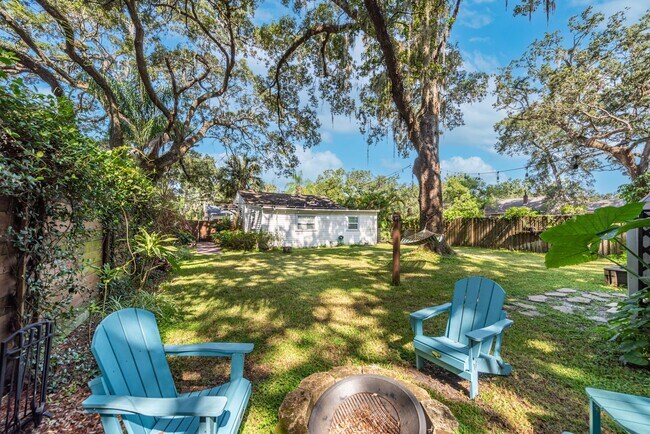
[495,8,650,200]
[0,0,315,177]
[302,168,416,226]
[218,154,264,199]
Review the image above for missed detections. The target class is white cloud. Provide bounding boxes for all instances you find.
[468,36,491,43]
[458,9,494,29]
[441,156,498,183]
[569,0,647,22]
[463,50,501,73]
[264,147,343,189]
[443,80,504,152]
[296,147,343,180]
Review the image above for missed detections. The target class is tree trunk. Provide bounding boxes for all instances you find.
[414,115,454,255]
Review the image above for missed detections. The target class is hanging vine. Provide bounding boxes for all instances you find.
[0,61,153,327]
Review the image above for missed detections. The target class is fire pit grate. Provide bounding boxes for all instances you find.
[330,391,400,434]
[309,374,426,434]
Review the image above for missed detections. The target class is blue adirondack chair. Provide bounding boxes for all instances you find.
[81,308,254,434]
[410,277,513,399]
[563,388,650,434]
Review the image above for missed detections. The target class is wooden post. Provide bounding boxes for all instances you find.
[392,213,401,286]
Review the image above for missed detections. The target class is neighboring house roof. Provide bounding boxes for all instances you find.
[236,190,346,210]
[485,196,625,215]
[584,198,625,212]
[485,196,546,215]
[206,204,237,218]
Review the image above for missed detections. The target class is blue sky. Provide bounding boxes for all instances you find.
[197,0,646,193]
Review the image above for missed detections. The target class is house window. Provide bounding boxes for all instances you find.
[347,216,359,230]
[297,215,316,231]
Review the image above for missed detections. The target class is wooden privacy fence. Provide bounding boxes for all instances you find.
[0,196,102,340]
[444,216,623,256]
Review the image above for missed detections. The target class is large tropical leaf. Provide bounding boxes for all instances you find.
[544,234,601,268]
[541,202,649,268]
[540,203,645,243]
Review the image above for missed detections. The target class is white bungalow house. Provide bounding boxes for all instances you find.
[234,190,379,247]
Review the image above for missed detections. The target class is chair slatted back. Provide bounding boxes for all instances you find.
[445,277,506,347]
[91,308,178,433]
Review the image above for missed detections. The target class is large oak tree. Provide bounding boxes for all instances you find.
[262,0,555,253]
[0,0,316,178]
[495,8,650,198]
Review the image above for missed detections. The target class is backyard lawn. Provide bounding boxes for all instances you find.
[159,245,649,434]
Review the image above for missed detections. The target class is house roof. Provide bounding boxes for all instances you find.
[236,190,346,209]
[485,196,546,215]
[584,198,625,212]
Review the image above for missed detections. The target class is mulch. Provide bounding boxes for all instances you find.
[25,322,102,434]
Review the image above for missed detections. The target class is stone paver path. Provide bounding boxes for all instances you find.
[506,287,628,323]
[195,242,222,255]
[556,288,578,293]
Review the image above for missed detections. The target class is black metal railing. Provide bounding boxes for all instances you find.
[0,321,54,433]
[639,208,650,291]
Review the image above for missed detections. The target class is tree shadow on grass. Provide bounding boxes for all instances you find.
[161,246,643,434]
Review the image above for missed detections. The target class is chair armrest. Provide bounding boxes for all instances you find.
[82,395,227,417]
[410,303,452,322]
[410,303,451,335]
[465,319,513,343]
[164,342,254,357]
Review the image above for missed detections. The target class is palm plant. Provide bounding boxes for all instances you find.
[132,229,178,290]
[218,154,264,199]
[285,171,306,195]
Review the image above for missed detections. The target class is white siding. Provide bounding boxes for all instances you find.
[261,209,378,247]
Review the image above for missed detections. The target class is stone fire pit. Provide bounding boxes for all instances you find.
[277,365,458,434]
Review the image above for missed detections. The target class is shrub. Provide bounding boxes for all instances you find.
[559,204,586,215]
[213,216,232,232]
[105,291,180,328]
[502,206,539,220]
[257,232,277,250]
[443,193,482,221]
[213,230,276,251]
[173,229,195,245]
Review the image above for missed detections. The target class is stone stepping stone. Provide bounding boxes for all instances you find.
[588,292,615,299]
[513,302,538,310]
[528,295,548,303]
[552,305,574,314]
[519,310,542,317]
[609,292,627,299]
[587,316,607,323]
[606,307,619,314]
[556,288,578,293]
[545,292,568,297]
[606,302,619,308]
[580,293,609,302]
[566,296,592,304]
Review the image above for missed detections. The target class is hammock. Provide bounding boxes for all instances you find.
[401,230,444,245]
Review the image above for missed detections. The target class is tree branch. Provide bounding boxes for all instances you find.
[0,44,63,97]
[123,0,173,123]
[362,0,415,133]
[34,0,125,147]
[272,22,356,89]
[432,0,461,63]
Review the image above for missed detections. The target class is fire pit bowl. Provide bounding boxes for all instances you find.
[277,365,458,434]
[308,374,426,434]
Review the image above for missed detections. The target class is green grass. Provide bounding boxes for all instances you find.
[160,245,649,433]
